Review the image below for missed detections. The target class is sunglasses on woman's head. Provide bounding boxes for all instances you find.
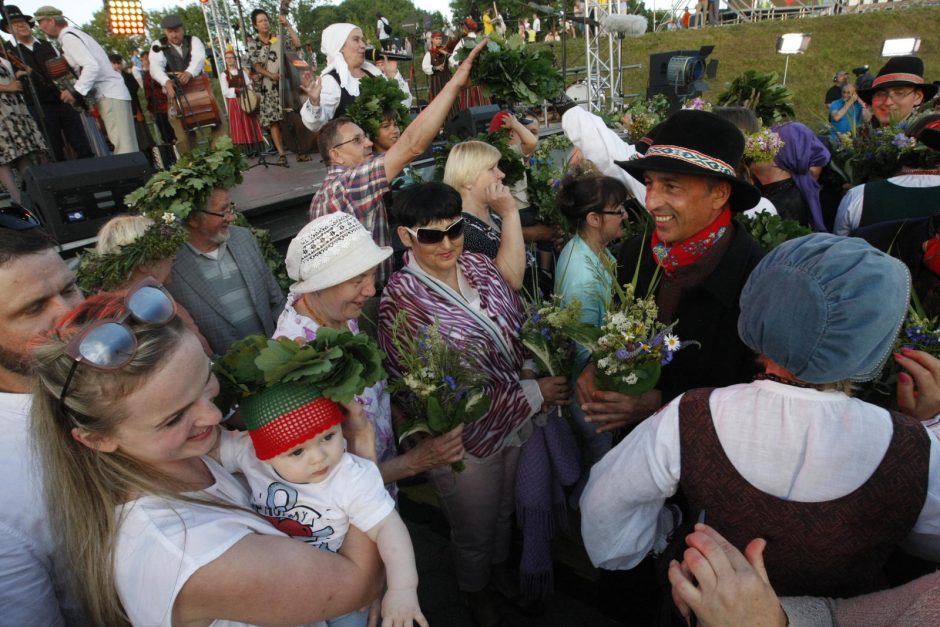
[403,217,465,245]
[57,278,178,416]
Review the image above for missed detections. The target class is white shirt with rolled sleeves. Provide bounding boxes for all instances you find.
[300,67,412,133]
[0,393,81,626]
[57,25,129,100]
[580,380,940,571]
[148,34,207,91]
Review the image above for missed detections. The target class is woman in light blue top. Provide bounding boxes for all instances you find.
[554,174,630,465]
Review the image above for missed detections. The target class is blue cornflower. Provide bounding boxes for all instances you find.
[615,348,630,361]
[443,375,457,390]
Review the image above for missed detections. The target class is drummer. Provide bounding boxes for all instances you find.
[300,22,412,132]
[148,14,224,153]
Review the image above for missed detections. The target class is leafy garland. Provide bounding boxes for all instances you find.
[213,330,387,413]
[345,75,411,140]
[456,35,563,107]
[434,130,526,186]
[75,216,187,293]
[125,136,246,223]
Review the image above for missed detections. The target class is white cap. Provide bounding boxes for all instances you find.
[285,212,392,293]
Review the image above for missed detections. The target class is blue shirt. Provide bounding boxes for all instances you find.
[554,234,614,369]
[829,99,863,139]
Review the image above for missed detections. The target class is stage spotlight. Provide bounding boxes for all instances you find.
[881,38,921,57]
[107,0,145,36]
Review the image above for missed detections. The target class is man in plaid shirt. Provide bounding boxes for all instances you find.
[307,38,488,289]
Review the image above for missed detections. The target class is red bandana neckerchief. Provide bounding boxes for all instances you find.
[651,208,732,274]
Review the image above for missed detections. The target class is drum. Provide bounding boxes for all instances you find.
[172,74,222,131]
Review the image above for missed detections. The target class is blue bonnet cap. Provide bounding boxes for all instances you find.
[738,234,910,384]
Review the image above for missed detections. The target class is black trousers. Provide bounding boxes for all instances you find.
[28,101,94,161]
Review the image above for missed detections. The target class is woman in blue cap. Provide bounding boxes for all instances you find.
[582,234,940,601]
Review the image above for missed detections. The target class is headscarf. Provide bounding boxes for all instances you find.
[772,122,831,232]
[319,22,380,90]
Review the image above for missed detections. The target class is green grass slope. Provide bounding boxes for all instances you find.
[544,7,940,125]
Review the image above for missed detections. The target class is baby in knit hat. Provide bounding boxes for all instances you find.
[212,383,425,627]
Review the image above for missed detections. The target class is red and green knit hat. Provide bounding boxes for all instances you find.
[212,332,387,461]
[239,381,346,460]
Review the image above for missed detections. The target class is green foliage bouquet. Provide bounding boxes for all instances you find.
[828,122,927,185]
[735,213,811,251]
[457,35,563,107]
[520,293,600,379]
[526,133,574,232]
[717,70,795,126]
[434,130,526,186]
[387,312,491,471]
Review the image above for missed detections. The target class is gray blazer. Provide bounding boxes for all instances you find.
[168,225,285,355]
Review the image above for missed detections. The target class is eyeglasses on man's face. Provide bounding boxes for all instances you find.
[197,202,237,219]
[331,133,368,151]
[872,87,918,102]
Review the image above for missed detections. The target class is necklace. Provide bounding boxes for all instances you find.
[296,294,342,330]
[754,372,813,389]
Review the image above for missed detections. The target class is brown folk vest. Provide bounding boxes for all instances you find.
[678,388,929,598]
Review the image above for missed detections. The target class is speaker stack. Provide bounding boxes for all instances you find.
[22,153,154,247]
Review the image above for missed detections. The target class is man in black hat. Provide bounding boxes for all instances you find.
[853,64,874,91]
[1,5,92,161]
[858,56,937,127]
[148,14,223,153]
[576,109,765,431]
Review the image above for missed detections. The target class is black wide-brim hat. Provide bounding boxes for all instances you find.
[858,56,938,105]
[615,109,761,212]
[0,6,34,33]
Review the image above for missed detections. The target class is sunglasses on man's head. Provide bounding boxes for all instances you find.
[403,217,465,245]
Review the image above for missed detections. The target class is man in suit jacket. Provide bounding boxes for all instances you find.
[168,186,285,355]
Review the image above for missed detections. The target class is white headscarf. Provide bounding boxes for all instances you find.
[320,22,379,90]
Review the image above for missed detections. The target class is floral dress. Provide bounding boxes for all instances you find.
[0,58,45,164]
[247,35,288,128]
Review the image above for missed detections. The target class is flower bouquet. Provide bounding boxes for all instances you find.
[586,259,692,395]
[387,312,491,471]
[520,293,600,379]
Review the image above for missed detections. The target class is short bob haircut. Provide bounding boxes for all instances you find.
[556,175,629,231]
[393,182,462,229]
[442,140,501,193]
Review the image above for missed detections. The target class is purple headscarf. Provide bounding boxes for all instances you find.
[773,122,831,232]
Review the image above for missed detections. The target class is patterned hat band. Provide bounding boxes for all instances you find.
[644,145,736,177]
[873,73,925,88]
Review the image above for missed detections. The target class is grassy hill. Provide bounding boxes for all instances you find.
[529,7,940,125]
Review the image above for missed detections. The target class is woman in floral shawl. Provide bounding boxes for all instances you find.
[378,182,568,625]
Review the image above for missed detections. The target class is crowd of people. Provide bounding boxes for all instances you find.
[3,3,940,627]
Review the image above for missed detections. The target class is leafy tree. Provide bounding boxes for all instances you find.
[145,4,211,45]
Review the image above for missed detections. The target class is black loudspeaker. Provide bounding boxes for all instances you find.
[23,153,153,246]
[443,104,501,140]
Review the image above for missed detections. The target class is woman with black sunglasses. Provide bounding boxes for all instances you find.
[378,182,569,626]
[30,286,383,626]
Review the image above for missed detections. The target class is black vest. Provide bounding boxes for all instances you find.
[326,67,376,119]
[859,179,940,229]
[159,35,192,72]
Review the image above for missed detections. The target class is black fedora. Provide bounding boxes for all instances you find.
[615,109,761,212]
[857,56,937,105]
[0,6,34,33]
